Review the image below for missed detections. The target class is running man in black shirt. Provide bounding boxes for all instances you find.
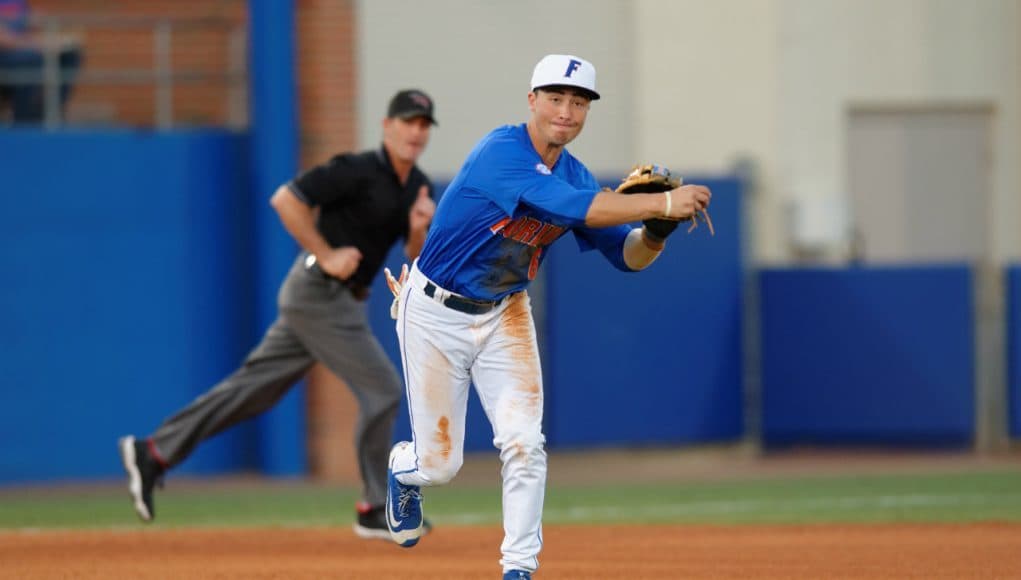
[118,89,438,540]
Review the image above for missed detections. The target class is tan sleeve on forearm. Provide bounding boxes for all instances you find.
[622,228,662,271]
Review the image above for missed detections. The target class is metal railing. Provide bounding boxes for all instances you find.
[0,14,248,129]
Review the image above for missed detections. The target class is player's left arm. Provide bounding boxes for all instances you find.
[621,227,665,270]
[573,224,657,272]
[404,184,435,260]
[565,169,664,272]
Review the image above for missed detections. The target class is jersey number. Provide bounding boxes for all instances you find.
[528,248,542,281]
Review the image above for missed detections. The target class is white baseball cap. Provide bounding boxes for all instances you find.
[530,54,600,100]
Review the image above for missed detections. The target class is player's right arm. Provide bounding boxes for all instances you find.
[270,185,362,280]
[583,186,710,228]
[471,134,710,229]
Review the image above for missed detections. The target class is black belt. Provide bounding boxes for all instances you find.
[423,281,502,315]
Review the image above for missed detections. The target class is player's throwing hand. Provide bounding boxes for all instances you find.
[666,185,712,220]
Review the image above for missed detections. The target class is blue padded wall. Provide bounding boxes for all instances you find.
[542,176,744,448]
[0,129,255,483]
[760,265,974,446]
[248,0,303,477]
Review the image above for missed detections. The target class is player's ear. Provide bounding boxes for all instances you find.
[527,91,537,112]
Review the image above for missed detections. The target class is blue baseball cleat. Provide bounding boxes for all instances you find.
[503,570,532,579]
[385,441,424,547]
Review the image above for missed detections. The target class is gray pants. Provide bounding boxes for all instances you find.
[150,255,402,506]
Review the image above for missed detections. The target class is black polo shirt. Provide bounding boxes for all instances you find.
[287,145,433,288]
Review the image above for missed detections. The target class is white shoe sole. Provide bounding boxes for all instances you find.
[118,436,152,522]
[352,524,393,540]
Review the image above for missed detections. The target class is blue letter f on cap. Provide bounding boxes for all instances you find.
[564,59,582,78]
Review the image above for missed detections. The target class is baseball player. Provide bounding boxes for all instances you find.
[383,55,711,579]
[118,89,439,540]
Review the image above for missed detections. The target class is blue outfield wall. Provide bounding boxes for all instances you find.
[248,0,303,478]
[1009,265,1021,438]
[760,265,975,447]
[542,176,744,448]
[0,129,257,483]
[0,148,744,483]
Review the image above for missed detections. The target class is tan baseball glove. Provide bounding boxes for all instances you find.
[615,163,714,239]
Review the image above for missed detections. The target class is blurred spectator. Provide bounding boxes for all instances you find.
[0,0,81,124]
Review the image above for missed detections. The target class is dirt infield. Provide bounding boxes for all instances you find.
[3,523,1018,579]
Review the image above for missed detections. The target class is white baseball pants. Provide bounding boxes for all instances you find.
[392,262,546,574]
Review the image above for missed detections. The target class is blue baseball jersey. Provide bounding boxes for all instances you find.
[417,123,633,301]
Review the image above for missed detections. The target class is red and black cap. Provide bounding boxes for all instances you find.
[387,89,437,125]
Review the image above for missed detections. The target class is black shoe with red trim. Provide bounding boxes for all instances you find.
[118,435,165,522]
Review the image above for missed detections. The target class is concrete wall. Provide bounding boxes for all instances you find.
[356,0,637,178]
[774,0,1018,264]
[356,0,1019,264]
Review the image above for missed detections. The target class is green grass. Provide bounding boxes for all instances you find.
[542,471,1021,525]
[1,470,1019,530]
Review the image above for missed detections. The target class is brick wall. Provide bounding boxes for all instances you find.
[31,0,362,484]
[294,0,356,169]
[31,0,246,126]
[294,0,361,487]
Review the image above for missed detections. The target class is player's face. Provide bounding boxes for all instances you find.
[528,88,590,147]
[383,116,432,163]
